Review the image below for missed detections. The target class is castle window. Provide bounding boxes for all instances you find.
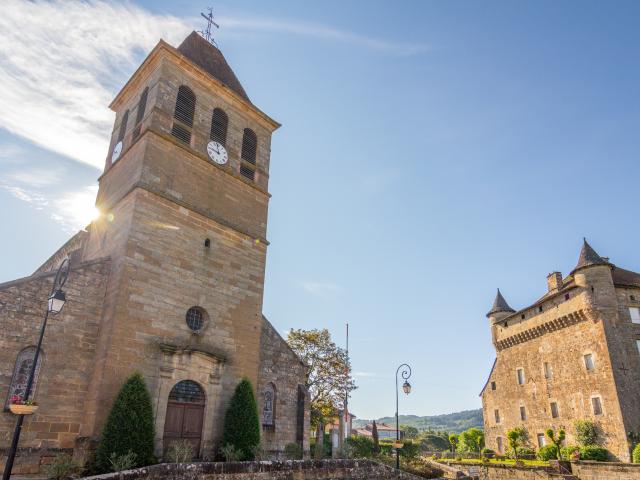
[210,108,228,145]
[591,396,603,415]
[537,433,546,447]
[584,354,595,371]
[491,381,496,391]
[240,128,257,181]
[117,109,129,144]
[204,238,211,248]
[544,362,552,379]
[516,368,525,385]
[132,87,149,141]
[520,406,527,421]
[496,437,503,453]
[262,383,276,429]
[630,307,640,324]
[538,306,543,313]
[171,85,196,144]
[550,402,559,418]
[630,295,636,301]
[494,409,500,424]
[185,306,207,333]
[521,314,525,320]
[5,347,43,409]
[637,340,640,354]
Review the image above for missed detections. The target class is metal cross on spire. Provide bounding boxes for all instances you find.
[199,7,220,47]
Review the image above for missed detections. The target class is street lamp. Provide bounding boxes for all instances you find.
[395,363,412,470]
[2,258,70,480]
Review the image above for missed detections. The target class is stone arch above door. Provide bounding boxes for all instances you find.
[163,380,206,457]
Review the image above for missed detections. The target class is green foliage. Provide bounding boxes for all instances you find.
[506,447,535,460]
[448,434,459,452]
[284,442,303,460]
[574,420,599,446]
[506,428,526,459]
[545,428,565,460]
[95,372,156,473]
[346,436,374,458]
[222,378,260,460]
[400,440,420,459]
[457,428,484,453]
[421,434,450,452]
[109,451,137,472]
[560,445,579,461]
[633,443,640,463]
[579,446,608,461]
[372,420,380,454]
[353,409,483,434]
[166,440,194,463]
[401,425,420,439]
[537,445,558,461]
[481,448,495,458]
[43,454,81,480]
[219,444,242,462]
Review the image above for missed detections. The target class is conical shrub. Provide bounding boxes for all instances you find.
[221,378,260,460]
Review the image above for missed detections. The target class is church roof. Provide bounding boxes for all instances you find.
[612,266,640,289]
[177,31,250,102]
[486,289,516,317]
[572,238,608,273]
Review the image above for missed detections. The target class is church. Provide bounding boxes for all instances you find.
[0,31,309,474]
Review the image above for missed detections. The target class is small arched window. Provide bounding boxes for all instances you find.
[5,347,43,408]
[169,380,205,404]
[240,128,257,181]
[132,87,149,141]
[171,86,196,144]
[210,108,228,146]
[262,383,276,427]
[117,109,129,143]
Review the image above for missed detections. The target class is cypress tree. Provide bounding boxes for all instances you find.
[222,378,260,460]
[372,420,380,454]
[95,372,156,472]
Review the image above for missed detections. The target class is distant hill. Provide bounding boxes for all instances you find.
[353,409,483,434]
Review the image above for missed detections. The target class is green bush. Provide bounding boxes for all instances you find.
[481,448,495,458]
[633,443,640,463]
[507,447,535,459]
[219,444,241,462]
[537,445,558,461]
[346,436,374,458]
[166,440,194,463]
[284,442,303,460]
[579,446,608,461]
[221,378,260,460]
[43,454,81,480]
[401,440,420,459]
[95,372,156,473]
[560,445,579,461]
[574,420,599,446]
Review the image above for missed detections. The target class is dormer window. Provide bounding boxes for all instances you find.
[240,128,257,181]
[132,87,149,141]
[171,85,196,144]
[210,108,228,145]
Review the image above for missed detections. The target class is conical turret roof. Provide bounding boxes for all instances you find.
[486,289,515,318]
[573,238,608,272]
[177,31,250,102]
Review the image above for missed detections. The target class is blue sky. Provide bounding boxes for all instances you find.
[1,0,639,420]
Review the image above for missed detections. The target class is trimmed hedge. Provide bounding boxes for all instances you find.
[95,372,156,473]
[221,378,260,460]
[537,445,558,461]
[346,436,374,458]
[579,446,608,461]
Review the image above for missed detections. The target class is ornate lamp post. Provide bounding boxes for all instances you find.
[395,363,412,470]
[2,259,69,480]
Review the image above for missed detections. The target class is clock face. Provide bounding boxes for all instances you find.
[111,141,123,163]
[207,141,228,165]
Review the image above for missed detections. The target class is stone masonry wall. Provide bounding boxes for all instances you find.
[258,318,310,455]
[0,259,110,475]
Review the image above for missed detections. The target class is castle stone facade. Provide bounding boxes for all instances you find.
[481,240,640,461]
[0,32,309,475]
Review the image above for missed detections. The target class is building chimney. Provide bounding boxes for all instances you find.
[547,272,563,293]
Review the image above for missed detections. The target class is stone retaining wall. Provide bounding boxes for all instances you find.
[82,460,438,480]
[572,460,640,480]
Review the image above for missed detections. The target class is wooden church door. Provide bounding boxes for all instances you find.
[163,380,206,457]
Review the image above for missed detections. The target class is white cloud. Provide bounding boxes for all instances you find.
[0,0,190,169]
[220,16,429,56]
[301,280,343,298]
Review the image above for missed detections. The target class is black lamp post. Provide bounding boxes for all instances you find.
[2,259,69,480]
[395,363,412,470]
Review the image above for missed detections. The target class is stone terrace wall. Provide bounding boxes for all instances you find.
[82,460,435,480]
[572,461,640,480]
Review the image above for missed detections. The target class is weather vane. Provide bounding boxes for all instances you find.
[199,7,220,47]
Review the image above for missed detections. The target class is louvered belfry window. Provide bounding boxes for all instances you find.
[171,85,196,144]
[132,87,149,141]
[210,108,228,145]
[117,109,129,143]
[240,128,257,181]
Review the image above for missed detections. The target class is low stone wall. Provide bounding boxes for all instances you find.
[572,460,640,480]
[82,460,439,480]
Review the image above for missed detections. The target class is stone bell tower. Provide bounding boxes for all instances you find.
[80,31,281,455]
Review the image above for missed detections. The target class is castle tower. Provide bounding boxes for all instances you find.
[80,32,280,455]
[486,289,515,346]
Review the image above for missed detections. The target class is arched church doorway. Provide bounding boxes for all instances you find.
[163,380,205,456]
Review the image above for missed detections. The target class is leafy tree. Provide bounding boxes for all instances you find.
[401,425,419,439]
[507,428,524,460]
[372,420,380,454]
[633,443,640,463]
[287,329,356,433]
[458,428,484,453]
[222,378,260,460]
[448,434,459,453]
[95,372,156,472]
[421,434,450,452]
[574,420,599,446]
[545,428,566,460]
[537,445,559,461]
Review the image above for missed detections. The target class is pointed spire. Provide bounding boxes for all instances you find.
[486,289,516,317]
[573,238,608,272]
